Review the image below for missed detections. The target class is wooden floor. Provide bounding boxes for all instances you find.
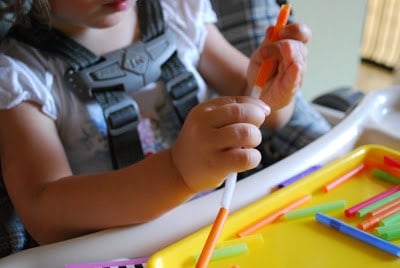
[356,61,398,93]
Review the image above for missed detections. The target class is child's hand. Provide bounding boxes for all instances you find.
[171,96,270,192]
[248,23,312,110]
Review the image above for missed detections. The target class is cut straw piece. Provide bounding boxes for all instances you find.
[358,204,400,231]
[237,194,312,237]
[376,223,400,241]
[283,200,346,220]
[344,185,400,217]
[357,191,400,218]
[380,211,400,227]
[368,198,400,218]
[323,164,364,192]
[277,165,322,188]
[375,222,400,237]
[216,233,264,250]
[384,155,400,169]
[371,169,400,184]
[194,243,248,263]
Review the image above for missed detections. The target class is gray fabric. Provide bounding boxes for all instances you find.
[259,91,331,166]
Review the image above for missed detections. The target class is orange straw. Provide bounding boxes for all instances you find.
[358,203,400,231]
[323,164,365,192]
[368,198,400,218]
[237,194,311,237]
[196,207,229,268]
[251,4,291,98]
[196,172,237,268]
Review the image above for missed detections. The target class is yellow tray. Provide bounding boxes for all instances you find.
[147,144,400,268]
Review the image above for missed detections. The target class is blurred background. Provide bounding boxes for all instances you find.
[290,0,399,100]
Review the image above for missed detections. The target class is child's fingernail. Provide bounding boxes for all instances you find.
[263,104,271,114]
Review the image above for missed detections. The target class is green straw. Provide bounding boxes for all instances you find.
[195,243,248,262]
[357,191,400,218]
[375,223,400,235]
[380,211,400,226]
[283,200,346,220]
[372,169,400,184]
[375,223,400,241]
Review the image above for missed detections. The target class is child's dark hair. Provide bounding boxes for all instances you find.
[0,0,50,27]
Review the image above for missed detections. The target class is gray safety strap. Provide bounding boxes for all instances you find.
[9,21,143,169]
[162,55,199,121]
[138,0,199,121]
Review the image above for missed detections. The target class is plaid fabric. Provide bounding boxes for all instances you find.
[210,0,331,178]
[258,91,332,166]
[0,177,37,258]
[211,0,293,56]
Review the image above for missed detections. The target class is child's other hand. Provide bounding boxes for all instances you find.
[171,96,270,192]
[248,23,311,110]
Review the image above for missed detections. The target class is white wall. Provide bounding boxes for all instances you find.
[289,0,368,100]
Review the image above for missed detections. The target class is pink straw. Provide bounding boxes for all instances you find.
[344,185,400,217]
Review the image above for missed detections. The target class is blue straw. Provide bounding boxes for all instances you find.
[316,213,400,257]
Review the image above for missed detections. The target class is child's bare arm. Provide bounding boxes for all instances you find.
[0,96,268,245]
[0,102,194,244]
[198,23,249,97]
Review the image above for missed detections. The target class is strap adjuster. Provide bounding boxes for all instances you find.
[102,96,144,168]
[166,72,197,99]
[166,72,198,121]
[104,98,140,136]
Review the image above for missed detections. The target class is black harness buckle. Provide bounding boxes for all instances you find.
[104,98,140,136]
[101,96,143,168]
[166,71,199,121]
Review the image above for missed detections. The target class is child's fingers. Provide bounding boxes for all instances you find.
[206,102,268,129]
[195,96,270,113]
[217,147,262,173]
[210,123,263,150]
[280,23,312,44]
[280,40,308,69]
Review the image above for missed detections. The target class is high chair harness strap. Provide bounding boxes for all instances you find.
[9,0,199,169]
